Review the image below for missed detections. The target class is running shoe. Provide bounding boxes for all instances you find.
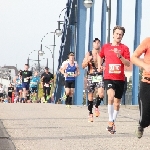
[95,108,100,117]
[135,124,144,139]
[88,114,93,122]
[106,121,116,134]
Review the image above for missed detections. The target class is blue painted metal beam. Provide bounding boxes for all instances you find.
[101,0,107,105]
[74,0,87,105]
[116,0,122,25]
[88,0,95,51]
[101,0,107,46]
[132,0,142,105]
[70,25,75,52]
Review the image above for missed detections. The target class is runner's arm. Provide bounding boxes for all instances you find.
[75,64,80,76]
[59,66,63,72]
[50,74,54,83]
[131,37,149,68]
[119,46,130,67]
[13,77,16,84]
[76,63,80,75]
[82,52,90,69]
[98,47,105,70]
[61,65,68,78]
[59,67,64,74]
[61,64,67,75]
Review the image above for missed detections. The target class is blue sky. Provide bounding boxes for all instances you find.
[0,0,149,72]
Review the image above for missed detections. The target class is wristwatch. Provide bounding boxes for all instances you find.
[119,55,122,59]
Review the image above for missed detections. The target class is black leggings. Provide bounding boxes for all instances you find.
[139,81,150,128]
[43,86,51,100]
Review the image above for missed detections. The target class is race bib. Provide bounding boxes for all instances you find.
[92,75,103,83]
[44,83,49,87]
[24,78,28,82]
[109,64,121,74]
[31,82,37,85]
[67,72,74,77]
[9,90,12,92]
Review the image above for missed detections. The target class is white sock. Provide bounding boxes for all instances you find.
[113,110,119,122]
[108,105,114,122]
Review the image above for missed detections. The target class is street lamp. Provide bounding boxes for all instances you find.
[83,0,93,8]
[37,50,44,72]
[49,32,56,76]
[55,7,69,37]
[38,50,44,56]
[55,21,64,37]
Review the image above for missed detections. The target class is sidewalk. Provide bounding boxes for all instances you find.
[0,104,150,150]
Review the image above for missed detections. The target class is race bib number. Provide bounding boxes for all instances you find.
[31,82,37,85]
[67,72,74,77]
[109,64,121,74]
[24,78,28,82]
[92,75,102,83]
[44,83,49,87]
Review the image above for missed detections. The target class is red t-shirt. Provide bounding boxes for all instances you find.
[99,43,130,81]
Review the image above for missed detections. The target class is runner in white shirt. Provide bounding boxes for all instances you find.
[59,52,80,104]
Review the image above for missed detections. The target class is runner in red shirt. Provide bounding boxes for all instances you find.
[98,25,130,134]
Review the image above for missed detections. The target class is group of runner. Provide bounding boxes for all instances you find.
[59,25,150,138]
[0,64,54,103]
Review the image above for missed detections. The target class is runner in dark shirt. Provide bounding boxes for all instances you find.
[8,83,14,103]
[41,67,54,102]
[21,64,32,102]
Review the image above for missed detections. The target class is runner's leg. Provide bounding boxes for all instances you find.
[136,81,150,138]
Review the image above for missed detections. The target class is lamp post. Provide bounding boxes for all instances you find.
[103,0,111,43]
[40,33,50,51]
[49,32,56,76]
[45,46,53,68]
[55,6,69,37]
[27,50,44,72]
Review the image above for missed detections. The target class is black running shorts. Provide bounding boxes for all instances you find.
[65,80,75,88]
[104,79,125,99]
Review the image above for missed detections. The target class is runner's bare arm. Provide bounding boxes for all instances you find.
[131,37,150,68]
[98,46,105,71]
[98,54,104,72]
[60,66,65,74]
[120,57,130,67]
[75,64,80,76]
[82,52,89,69]
[13,77,16,83]
[61,64,67,76]
[59,66,63,72]
[116,47,130,67]
[97,53,103,66]
[82,52,92,69]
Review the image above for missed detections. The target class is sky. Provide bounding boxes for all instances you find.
[0,0,150,72]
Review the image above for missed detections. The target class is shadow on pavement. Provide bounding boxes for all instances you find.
[0,120,16,150]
